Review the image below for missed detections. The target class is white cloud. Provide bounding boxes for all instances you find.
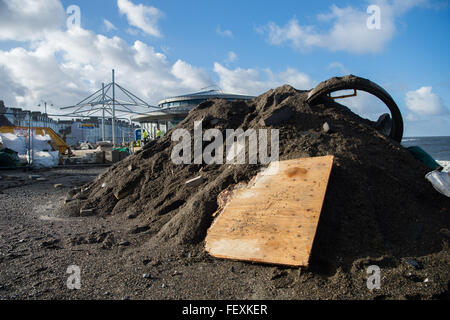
[405,86,447,115]
[406,113,419,121]
[103,19,117,32]
[0,66,28,105]
[327,62,349,75]
[171,60,212,90]
[260,0,427,54]
[117,0,163,37]
[213,63,314,96]
[0,26,213,112]
[216,27,233,38]
[337,91,390,121]
[0,0,65,41]
[225,51,238,63]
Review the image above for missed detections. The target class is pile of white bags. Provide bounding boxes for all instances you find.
[0,131,59,168]
[33,133,53,152]
[32,151,59,168]
[30,132,58,168]
[0,132,27,155]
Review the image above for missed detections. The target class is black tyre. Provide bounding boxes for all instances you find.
[306,75,404,142]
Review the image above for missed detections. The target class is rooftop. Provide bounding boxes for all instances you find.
[157,89,254,106]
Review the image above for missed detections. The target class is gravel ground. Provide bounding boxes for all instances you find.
[0,166,448,300]
[0,167,281,300]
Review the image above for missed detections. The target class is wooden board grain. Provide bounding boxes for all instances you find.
[205,156,334,267]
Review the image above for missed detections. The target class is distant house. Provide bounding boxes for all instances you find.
[0,102,138,145]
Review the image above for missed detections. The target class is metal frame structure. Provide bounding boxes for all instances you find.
[60,69,158,145]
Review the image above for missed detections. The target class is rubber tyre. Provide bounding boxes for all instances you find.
[306,75,404,142]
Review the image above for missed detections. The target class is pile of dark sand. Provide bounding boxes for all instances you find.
[62,83,449,299]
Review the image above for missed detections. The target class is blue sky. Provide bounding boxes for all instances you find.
[0,0,449,136]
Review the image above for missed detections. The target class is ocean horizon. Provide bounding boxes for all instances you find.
[401,135,450,171]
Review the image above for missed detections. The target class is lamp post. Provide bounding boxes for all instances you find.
[38,100,54,129]
[38,101,53,115]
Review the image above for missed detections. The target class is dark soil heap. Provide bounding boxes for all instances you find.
[63,84,449,299]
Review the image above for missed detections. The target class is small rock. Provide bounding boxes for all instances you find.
[114,189,131,200]
[185,176,204,188]
[104,291,110,296]
[80,208,95,216]
[127,213,137,219]
[29,175,41,180]
[424,278,429,283]
[41,239,60,248]
[54,184,64,189]
[143,273,151,279]
[172,271,182,276]
[142,259,152,266]
[130,225,150,234]
[127,164,135,172]
[101,183,107,188]
[323,122,333,133]
[36,178,48,182]
[161,283,166,288]
[65,197,74,203]
[119,241,130,246]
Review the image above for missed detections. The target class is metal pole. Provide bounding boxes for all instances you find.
[28,111,31,166]
[102,82,105,141]
[130,117,134,154]
[29,112,34,166]
[112,69,116,146]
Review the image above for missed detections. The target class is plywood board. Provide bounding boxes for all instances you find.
[205,156,334,267]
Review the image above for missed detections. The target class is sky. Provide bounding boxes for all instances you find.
[0,0,449,136]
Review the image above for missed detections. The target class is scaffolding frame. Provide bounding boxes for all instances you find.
[60,69,159,145]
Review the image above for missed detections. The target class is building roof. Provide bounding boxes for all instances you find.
[131,107,190,122]
[157,89,254,106]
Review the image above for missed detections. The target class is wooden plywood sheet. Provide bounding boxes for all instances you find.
[205,156,334,267]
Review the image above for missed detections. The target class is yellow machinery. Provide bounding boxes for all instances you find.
[0,126,70,154]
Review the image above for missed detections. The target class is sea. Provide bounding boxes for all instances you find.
[401,136,450,172]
